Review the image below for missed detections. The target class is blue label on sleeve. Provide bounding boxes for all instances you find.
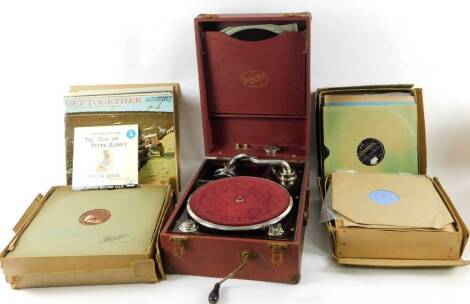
[368,190,400,205]
[126,129,136,139]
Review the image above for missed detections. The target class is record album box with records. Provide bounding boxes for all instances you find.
[315,84,469,267]
[0,83,180,288]
[160,12,311,300]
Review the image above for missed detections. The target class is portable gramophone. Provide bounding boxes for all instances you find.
[160,12,311,303]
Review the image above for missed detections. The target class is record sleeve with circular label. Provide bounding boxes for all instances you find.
[322,93,419,176]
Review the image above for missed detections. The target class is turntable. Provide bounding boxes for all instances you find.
[169,153,302,238]
[187,175,293,231]
[160,12,311,304]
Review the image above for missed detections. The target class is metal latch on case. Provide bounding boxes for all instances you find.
[234,143,250,150]
[264,145,280,156]
[267,243,288,267]
[303,189,311,226]
[170,236,188,258]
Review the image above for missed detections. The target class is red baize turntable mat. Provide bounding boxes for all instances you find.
[187,176,292,228]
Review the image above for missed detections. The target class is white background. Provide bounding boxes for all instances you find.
[1,0,469,303]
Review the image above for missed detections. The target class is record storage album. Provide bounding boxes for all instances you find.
[6,186,168,258]
[322,93,419,176]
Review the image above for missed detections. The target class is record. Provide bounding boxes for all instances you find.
[331,172,454,229]
[8,185,167,258]
[187,176,292,231]
[220,23,298,41]
[230,28,278,41]
[322,93,419,176]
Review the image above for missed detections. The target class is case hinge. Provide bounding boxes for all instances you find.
[198,13,219,19]
[170,236,188,258]
[267,243,288,267]
[283,12,310,17]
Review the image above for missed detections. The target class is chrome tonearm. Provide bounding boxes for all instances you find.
[214,153,297,184]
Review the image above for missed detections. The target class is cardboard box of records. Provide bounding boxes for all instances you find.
[0,83,180,288]
[315,84,469,267]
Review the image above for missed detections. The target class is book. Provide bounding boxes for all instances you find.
[72,124,139,190]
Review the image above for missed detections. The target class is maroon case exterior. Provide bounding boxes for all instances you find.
[160,12,311,284]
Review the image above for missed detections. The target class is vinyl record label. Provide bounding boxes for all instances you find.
[357,138,385,166]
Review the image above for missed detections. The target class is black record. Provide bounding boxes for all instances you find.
[230,28,278,41]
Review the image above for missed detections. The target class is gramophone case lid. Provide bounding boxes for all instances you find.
[195,13,311,160]
[314,84,427,180]
[64,83,181,192]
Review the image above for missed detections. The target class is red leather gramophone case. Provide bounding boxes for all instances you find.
[160,12,311,284]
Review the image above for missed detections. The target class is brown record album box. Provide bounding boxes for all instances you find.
[160,12,311,285]
[1,83,180,288]
[314,84,469,267]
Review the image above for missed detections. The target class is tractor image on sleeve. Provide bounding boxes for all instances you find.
[138,126,174,169]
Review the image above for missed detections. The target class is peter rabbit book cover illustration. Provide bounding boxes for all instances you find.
[72,124,138,190]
